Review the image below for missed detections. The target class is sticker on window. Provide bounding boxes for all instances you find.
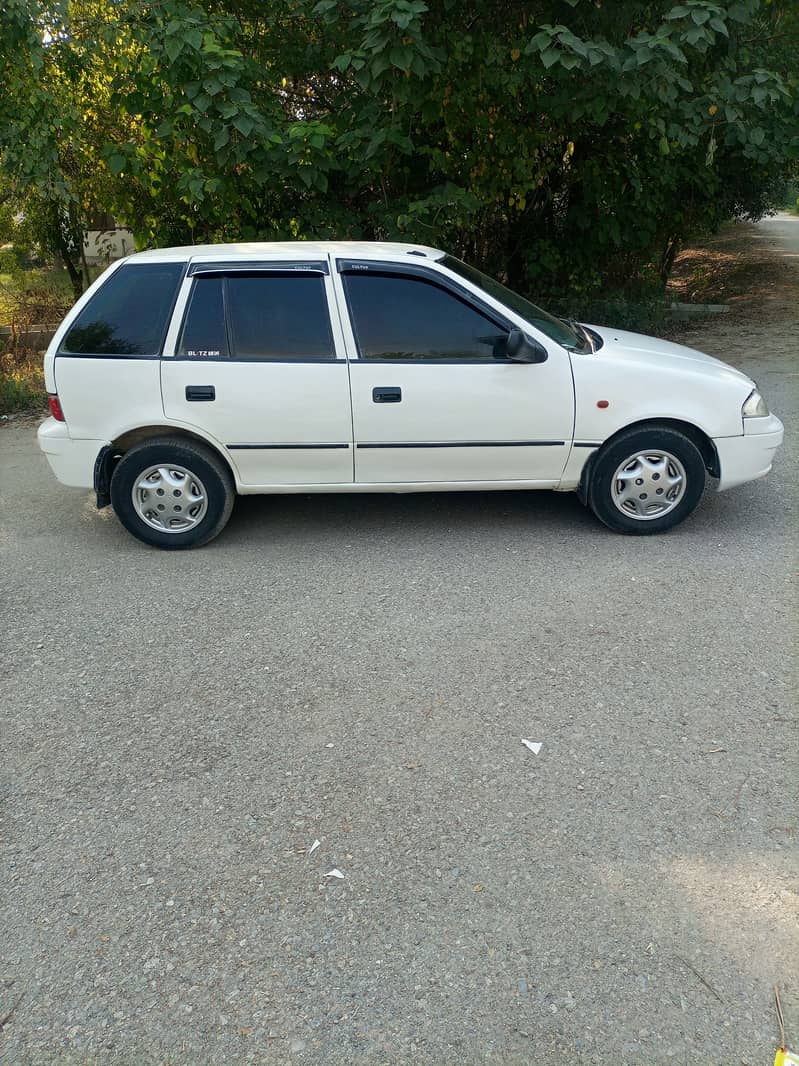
[186,349,222,358]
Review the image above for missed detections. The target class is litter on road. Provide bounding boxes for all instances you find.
[307,840,321,856]
[324,869,344,879]
[521,739,542,755]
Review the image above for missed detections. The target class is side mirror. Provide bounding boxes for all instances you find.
[506,328,548,364]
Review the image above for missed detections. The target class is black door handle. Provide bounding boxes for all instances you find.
[186,385,215,401]
[373,387,401,403]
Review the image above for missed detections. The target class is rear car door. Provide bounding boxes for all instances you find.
[161,261,353,486]
[334,261,575,484]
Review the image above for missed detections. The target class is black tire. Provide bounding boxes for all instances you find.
[588,426,706,535]
[110,437,235,549]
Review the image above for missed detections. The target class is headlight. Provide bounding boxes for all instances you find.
[742,388,769,418]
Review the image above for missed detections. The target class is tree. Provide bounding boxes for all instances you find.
[2,0,797,302]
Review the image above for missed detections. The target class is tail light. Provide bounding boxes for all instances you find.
[47,394,65,422]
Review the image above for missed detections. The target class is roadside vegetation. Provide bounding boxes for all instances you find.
[1,1,798,413]
[0,250,78,415]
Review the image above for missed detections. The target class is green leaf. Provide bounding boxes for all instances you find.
[410,53,427,77]
[529,30,552,52]
[541,48,560,69]
[164,37,182,64]
[371,53,390,78]
[659,136,670,155]
[728,2,752,22]
[354,66,371,90]
[233,114,254,137]
[389,46,411,70]
[685,27,703,45]
[332,54,351,71]
[108,154,126,175]
[214,127,230,150]
[749,126,765,145]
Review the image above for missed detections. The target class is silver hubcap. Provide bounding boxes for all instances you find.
[611,449,687,521]
[132,464,208,533]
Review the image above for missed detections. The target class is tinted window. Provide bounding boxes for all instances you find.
[178,277,228,358]
[61,262,184,355]
[343,272,509,361]
[441,255,585,350]
[226,274,333,360]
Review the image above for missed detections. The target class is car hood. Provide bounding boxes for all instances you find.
[587,325,754,387]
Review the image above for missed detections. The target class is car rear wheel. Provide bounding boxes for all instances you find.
[110,437,235,549]
[588,427,706,534]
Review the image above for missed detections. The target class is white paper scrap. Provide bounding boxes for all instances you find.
[308,839,321,856]
[324,868,344,879]
[521,739,542,755]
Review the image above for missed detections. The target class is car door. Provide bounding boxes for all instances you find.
[161,261,353,486]
[333,260,575,485]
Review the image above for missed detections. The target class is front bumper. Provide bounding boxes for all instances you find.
[714,413,784,492]
[37,418,105,489]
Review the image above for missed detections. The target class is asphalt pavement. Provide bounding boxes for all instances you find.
[1,217,797,1065]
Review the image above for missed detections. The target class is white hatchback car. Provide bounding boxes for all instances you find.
[38,241,783,549]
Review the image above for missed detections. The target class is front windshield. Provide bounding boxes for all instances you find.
[441,255,585,350]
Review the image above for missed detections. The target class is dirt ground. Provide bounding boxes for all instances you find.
[669,215,798,313]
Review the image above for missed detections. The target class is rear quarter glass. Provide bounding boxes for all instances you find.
[60,262,185,356]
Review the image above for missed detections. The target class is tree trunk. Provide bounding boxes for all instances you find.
[659,234,681,284]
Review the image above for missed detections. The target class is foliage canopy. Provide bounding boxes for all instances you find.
[1,0,797,300]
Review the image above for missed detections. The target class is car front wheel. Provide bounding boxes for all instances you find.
[588,427,706,534]
[110,437,235,549]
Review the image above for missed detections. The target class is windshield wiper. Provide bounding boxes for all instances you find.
[563,317,596,353]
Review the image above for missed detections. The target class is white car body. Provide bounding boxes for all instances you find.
[37,241,783,539]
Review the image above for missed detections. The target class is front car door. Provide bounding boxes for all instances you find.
[332,259,575,485]
[161,260,353,487]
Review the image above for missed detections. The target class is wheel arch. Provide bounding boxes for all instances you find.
[578,417,720,504]
[95,424,238,508]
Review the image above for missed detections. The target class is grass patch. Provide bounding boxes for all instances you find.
[0,262,93,325]
[0,353,47,414]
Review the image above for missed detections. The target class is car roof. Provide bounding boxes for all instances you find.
[129,240,446,262]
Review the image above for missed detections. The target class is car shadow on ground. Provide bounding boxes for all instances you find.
[216,479,783,549]
[223,488,597,545]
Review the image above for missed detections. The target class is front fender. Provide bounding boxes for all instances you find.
[570,351,752,442]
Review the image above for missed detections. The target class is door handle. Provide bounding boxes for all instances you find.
[185,385,215,401]
[373,387,401,403]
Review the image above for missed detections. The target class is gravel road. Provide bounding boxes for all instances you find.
[1,217,797,1065]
